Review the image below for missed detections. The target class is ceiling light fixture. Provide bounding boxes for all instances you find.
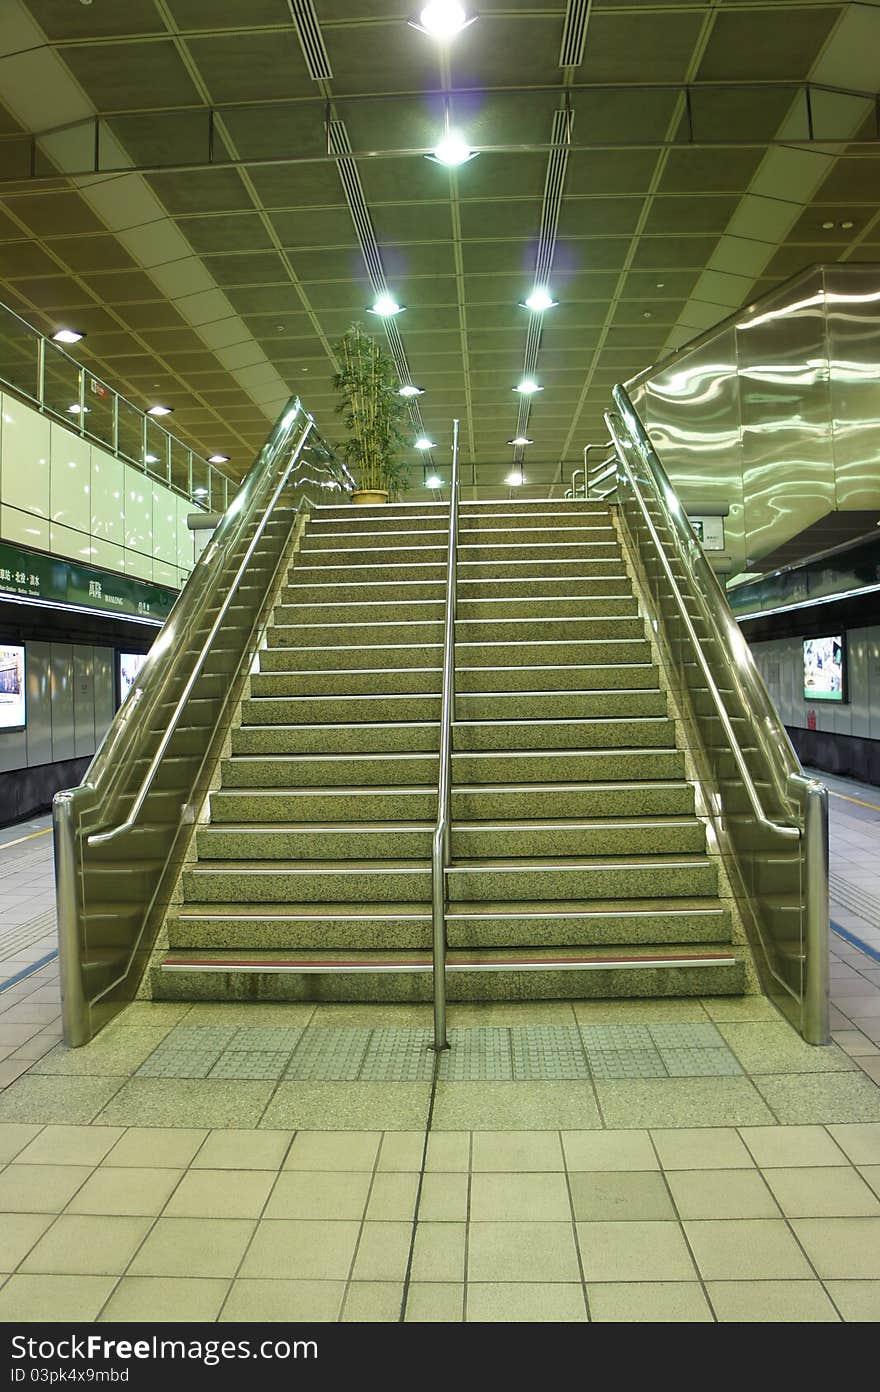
[505,469,525,487]
[427,130,476,167]
[411,2,476,40]
[67,403,89,415]
[147,404,173,416]
[208,453,229,464]
[520,287,557,312]
[425,474,443,489]
[144,453,160,464]
[368,294,405,318]
[398,384,424,398]
[415,436,435,450]
[52,328,85,344]
[514,379,542,395]
[193,488,208,498]
[508,436,532,447]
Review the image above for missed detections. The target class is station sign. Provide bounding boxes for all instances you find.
[0,539,178,624]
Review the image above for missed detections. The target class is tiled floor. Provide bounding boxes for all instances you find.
[0,788,879,1321]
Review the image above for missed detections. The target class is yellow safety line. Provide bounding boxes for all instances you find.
[827,790,880,814]
[0,827,52,852]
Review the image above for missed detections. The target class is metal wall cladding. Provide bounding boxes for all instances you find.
[638,325,744,568]
[0,641,115,773]
[628,265,880,575]
[73,647,95,758]
[24,640,52,767]
[752,624,880,741]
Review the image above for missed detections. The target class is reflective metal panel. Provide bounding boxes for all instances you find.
[24,641,52,766]
[73,647,95,758]
[92,646,115,744]
[825,264,880,513]
[49,643,75,761]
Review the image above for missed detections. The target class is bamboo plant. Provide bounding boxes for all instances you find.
[333,323,410,499]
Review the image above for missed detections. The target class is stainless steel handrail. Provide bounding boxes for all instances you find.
[607,382,829,1043]
[605,407,798,843]
[431,418,460,1052]
[88,420,314,847]
[53,396,351,1045]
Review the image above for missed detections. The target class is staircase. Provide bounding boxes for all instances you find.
[153,498,746,1004]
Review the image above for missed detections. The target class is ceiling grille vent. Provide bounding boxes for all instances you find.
[288,0,334,81]
[559,0,591,70]
[534,107,573,287]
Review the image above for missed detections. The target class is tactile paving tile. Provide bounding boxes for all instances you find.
[585,1046,667,1080]
[647,1023,724,1048]
[167,1026,240,1048]
[231,1027,304,1051]
[657,1046,743,1077]
[437,1028,514,1081]
[510,1025,590,1080]
[137,1048,222,1079]
[360,1028,435,1081]
[209,1051,293,1080]
[284,1027,371,1081]
[579,1023,654,1049]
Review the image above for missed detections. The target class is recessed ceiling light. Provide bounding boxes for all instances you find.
[52,328,85,344]
[144,453,160,464]
[411,2,475,40]
[398,384,424,398]
[415,436,435,450]
[505,469,525,487]
[514,379,542,395]
[208,453,229,464]
[508,436,533,447]
[368,294,404,318]
[643,311,653,318]
[67,403,89,414]
[425,474,443,489]
[655,281,665,289]
[193,487,208,498]
[821,221,835,230]
[520,287,557,312]
[147,404,173,416]
[841,220,855,229]
[427,131,476,167]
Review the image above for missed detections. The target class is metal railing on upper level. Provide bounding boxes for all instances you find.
[0,296,235,511]
[431,418,461,1052]
[605,384,829,1044]
[54,397,353,1045]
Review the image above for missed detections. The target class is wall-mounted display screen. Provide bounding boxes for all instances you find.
[803,635,845,702]
[0,644,25,730]
[119,651,148,705]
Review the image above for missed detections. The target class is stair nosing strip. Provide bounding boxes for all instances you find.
[161,953,737,975]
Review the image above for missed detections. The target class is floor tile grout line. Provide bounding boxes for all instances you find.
[646,1129,717,1322]
[339,1127,389,1323]
[560,1126,591,1322]
[462,1130,473,1324]
[213,1127,299,1324]
[90,1142,196,1323]
[398,1047,443,1323]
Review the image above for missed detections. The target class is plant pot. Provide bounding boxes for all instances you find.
[351,489,389,506]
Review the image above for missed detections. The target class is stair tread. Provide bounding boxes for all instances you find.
[188,854,714,870]
[173,896,727,919]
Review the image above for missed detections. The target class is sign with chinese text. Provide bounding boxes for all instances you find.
[0,540,177,624]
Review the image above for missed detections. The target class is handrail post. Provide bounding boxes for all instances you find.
[432,418,460,1051]
[53,790,89,1047]
[803,779,830,1044]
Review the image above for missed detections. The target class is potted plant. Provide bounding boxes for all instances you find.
[333,323,410,504]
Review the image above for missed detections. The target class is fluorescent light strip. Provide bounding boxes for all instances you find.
[0,593,164,627]
[735,579,880,622]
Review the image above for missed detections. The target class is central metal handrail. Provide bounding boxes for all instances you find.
[431,418,460,1051]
